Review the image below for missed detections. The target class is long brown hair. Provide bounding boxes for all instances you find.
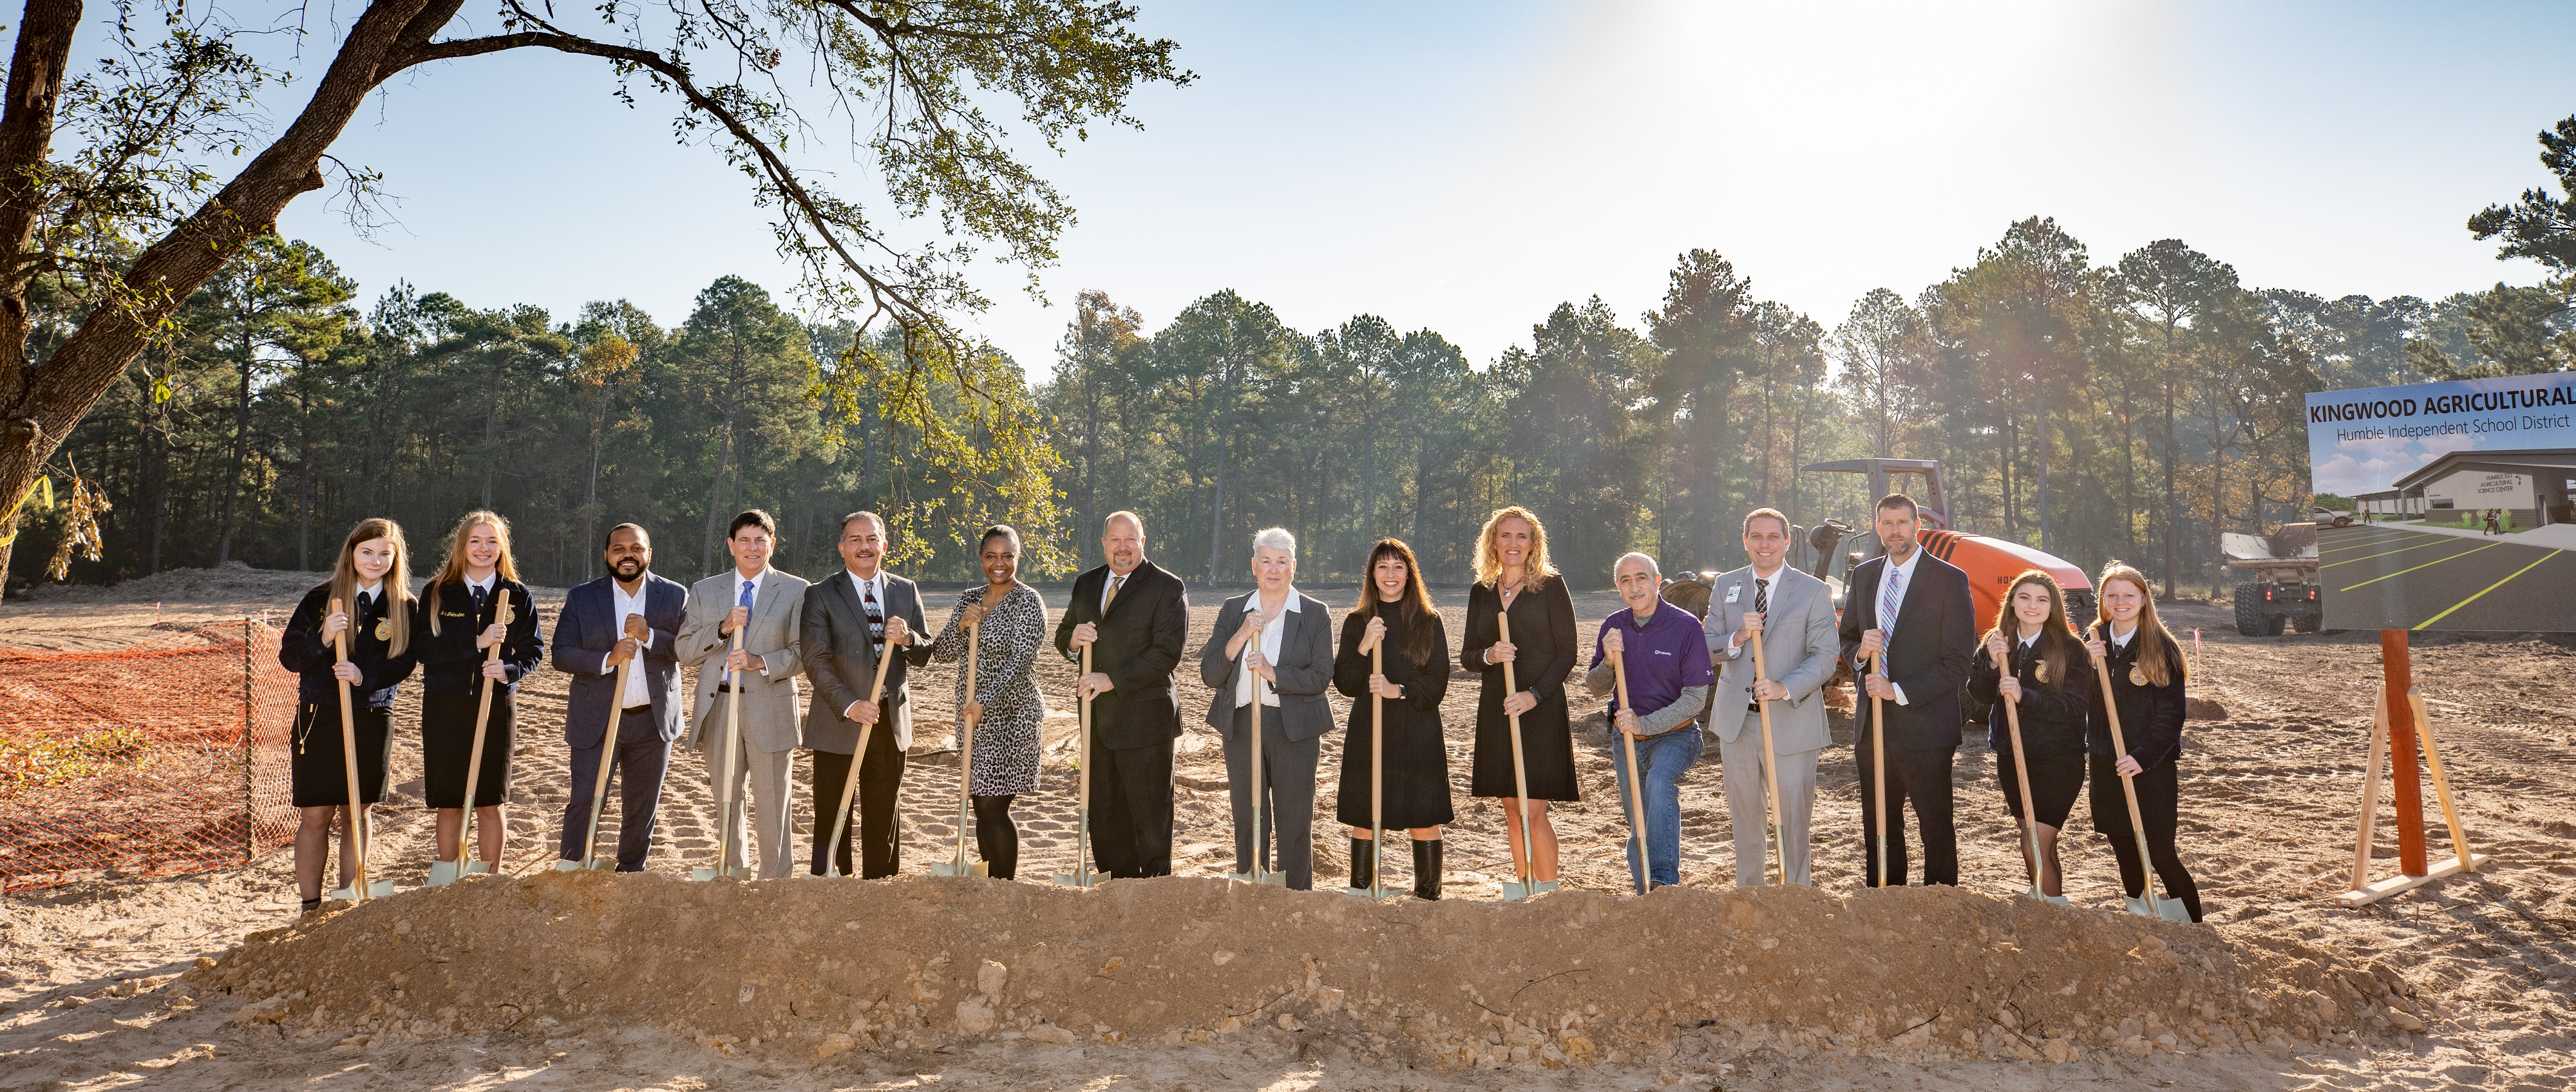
[424,510,520,635]
[1980,569,2083,690]
[327,518,414,656]
[2094,561,2179,688]
[1352,538,1437,671]
[1473,505,1559,590]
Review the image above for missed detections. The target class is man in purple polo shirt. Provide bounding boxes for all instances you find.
[1587,551,1716,892]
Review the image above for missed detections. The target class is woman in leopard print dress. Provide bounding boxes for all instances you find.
[927,525,1048,878]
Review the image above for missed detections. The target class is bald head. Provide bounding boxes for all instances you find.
[1101,510,1145,575]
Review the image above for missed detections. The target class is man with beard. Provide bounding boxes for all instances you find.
[550,523,690,871]
[1054,511,1190,877]
[1837,493,1977,887]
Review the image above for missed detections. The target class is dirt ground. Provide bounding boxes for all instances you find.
[1,565,2571,1090]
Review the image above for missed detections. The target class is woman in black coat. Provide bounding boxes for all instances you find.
[2084,562,2204,922]
[412,510,545,874]
[278,518,419,912]
[1334,538,1455,898]
[1459,505,1578,889]
[1967,570,2092,899]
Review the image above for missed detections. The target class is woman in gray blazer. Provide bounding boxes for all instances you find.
[1198,527,1336,890]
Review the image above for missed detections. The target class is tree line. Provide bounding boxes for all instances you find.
[10,202,2569,598]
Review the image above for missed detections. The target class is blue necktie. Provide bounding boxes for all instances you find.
[739,579,755,610]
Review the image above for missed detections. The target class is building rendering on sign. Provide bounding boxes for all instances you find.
[2389,448,2576,527]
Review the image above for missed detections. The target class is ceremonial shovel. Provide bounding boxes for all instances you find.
[2094,650,2189,921]
[934,623,991,878]
[1345,641,1396,899]
[691,625,753,881]
[323,599,393,901]
[1054,643,1101,888]
[1496,610,1557,901]
[430,588,511,887]
[1990,640,2065,906]
[804,626,896,878]
[1609,642,1653,895]
[1746,631,1792,885]
[560,645,637,872]
[1227,630,1287,887]
[1869,649,1890,889]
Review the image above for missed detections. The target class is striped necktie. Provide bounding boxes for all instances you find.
[863,581,884,647]
[1878,565,1904,637]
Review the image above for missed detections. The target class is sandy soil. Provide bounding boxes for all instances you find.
[1,567,2571,1090]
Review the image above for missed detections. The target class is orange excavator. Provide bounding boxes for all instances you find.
[1663,458,2094,629]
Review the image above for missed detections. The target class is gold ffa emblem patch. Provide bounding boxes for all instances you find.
[2032,659,2049,684]
[2129,664,2147,686]
[375,619,392,641]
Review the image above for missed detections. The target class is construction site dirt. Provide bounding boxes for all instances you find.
[2,567,2570,1090]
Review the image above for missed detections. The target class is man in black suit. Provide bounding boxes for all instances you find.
[1053,510,1189,878]
[1837,493,1977,887]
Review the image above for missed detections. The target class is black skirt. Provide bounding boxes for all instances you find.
[422,689,516,808]
[1334,697,1456,829]
[1994,746,2086,829]
[290,702,392,807]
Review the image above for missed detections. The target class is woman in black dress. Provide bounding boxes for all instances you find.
[413,509,545,874]
[1459,505,1578,889]
[2085,562,2204,921]
[1334,537,1454,898]
[1967,570,2092,900]
[279,518,419,912]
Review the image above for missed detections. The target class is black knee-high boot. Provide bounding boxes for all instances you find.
[1412,838,1443,900]
[1349,837,1374,891]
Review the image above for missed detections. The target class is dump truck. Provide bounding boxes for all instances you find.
[2222,522,2322,635]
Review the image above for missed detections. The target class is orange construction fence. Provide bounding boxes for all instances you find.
[0,619,298,890]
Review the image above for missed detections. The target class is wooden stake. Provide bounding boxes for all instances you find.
[817,629,898,877]
[2350,685,2390,890]
[323,599,383,901]
[448,588,511,880]
[1991,639,2045,898]
[1747,634,1790,885]
[938,624,989,877]
[1056,643,1097,888]
[1870,649,1889,889]
[1609,643,1652,894]
[2407,692,2476,874]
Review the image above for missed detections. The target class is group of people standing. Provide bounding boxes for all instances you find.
[277,494,2202,920]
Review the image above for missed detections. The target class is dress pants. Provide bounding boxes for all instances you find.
[701,728,796,880]
[558,706,673,871]
[1855,742,1958,887]
[1719,708,1820,886]
[811,700,906,878]
[1607,724,1702,893]
[1223,704,1320,890]
[1090,738,1175,878]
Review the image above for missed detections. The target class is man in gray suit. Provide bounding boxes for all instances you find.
[799,511,931,878]
[1196,527,1334,890]
[677,509,809,880]
[1705,507,1841,886]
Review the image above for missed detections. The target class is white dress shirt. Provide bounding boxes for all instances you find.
[1235,588,1300,709]
[1870,547,1924,705]
[1723,563,1788,656]
[465,572,497,600]
[2108,622,2136,653]
[612,578,658,707]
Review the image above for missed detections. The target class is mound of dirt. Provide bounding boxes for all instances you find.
[187,871,2414,1072]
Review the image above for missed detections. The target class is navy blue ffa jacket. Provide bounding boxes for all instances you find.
[412,578,545,696]
[2085,621,2186,772]
[1967,634,2092,758]
[279,583,417,710]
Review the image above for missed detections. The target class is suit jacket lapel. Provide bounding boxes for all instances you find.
[1101,561,1154,623]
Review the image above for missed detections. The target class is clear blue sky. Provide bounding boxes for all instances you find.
[255,0,2576,375]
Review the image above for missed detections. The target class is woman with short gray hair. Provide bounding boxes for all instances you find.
[1196,527,1334,889]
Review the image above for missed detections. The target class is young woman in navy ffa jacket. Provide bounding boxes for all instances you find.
[1967,570,2092,900]
[2083,562,2204,923]
[412,510,545,872]
[278,518,419,912]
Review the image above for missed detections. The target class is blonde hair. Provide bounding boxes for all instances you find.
[424,510,520,635]
[328,518,414,656]
[2094,561,2179,688]
[1473,505,1559,590]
